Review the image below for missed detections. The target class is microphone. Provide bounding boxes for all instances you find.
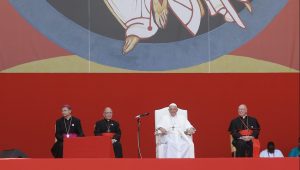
[135,113,150,119]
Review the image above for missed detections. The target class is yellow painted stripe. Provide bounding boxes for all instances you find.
[1,55,298,73]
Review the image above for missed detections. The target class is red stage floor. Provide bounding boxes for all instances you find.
[0,158,299,170]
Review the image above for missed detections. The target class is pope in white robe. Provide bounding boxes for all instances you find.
[155,103,196,158]
[104,0,252,54]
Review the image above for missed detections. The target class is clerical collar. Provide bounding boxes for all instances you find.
[64,116,72,120]
[105,119,111,122]
[240,115,247,119]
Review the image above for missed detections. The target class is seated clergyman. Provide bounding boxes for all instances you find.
[228,104,260,157]
[94,107,123,158]
[156,103,196,158]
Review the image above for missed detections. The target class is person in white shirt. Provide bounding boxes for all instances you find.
[259,141,284,158]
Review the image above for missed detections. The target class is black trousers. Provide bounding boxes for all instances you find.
[113,142,123,158]
[51,142,63,158]
[233,140,253,157]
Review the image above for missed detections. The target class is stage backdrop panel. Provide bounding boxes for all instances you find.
[0,73,298,158]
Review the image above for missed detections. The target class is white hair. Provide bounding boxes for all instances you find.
[239,104,247,109]
[169,103,177,108]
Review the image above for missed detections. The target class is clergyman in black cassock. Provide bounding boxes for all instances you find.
[228,104,260,157]
[51,105,84,158]
[94,107,123,158]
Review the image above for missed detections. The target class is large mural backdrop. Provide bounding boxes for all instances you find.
[0,0,299,72]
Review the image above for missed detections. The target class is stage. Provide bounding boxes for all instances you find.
[0,158,299,170]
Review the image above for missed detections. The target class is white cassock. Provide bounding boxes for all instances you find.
[156,114,195,158]
[104,0,202,38]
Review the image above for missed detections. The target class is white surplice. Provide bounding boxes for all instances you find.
[156,113,195,158]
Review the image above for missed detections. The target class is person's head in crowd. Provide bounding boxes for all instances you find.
[267,141,275,153]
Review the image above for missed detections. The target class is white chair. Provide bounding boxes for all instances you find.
[154,107,190,158]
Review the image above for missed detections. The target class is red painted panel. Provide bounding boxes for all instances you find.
[0,0,70,70]
[232,0,299,69]
[0,73,299,158]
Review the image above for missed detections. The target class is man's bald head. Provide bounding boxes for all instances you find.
[168,103,178,117]
[238,104,248,117]
[103,107,113,120]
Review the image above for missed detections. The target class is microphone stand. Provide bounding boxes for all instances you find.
[137,118,142,158]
